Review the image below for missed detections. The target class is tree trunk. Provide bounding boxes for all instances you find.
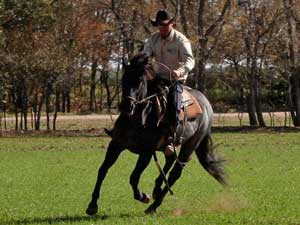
[22,84,28,130]
[35,84,51,130]
[196,0,207,92]
[46,94,51,130]
[12,91,19,130]
[89,61,97,112]
[15,109,18,130]
[66,90,71,113]
[55,91,61,112]
[289,72,300,126]
[197,61,206,93]
[35,95,44,130]
[62,90,66,113]
[102,70,112,110]
[33,89,38,129]
[20,111,23,130]
[255,92,266,127]
[53,88,60,131]
[99,83,103,111]
[179,0,189,37]
[247,75,258,126]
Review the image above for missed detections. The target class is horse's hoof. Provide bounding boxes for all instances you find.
[144,207,156,215]
[140,193,150,204]
[164,146,175,157]
[86,206,98,216]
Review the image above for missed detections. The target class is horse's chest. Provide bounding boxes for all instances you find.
[118,127,159,152]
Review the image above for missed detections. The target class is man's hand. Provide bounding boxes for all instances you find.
[172,70,182,79]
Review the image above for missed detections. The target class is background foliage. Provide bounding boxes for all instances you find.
[1,0,300,129]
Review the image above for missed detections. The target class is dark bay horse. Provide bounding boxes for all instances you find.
[86,53,226,215]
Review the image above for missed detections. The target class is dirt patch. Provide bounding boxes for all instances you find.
[206,192,249,213]
[0,128,109,137]
[1,126,299,137]
[171,208,187,216]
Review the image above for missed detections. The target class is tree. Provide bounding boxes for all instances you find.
[225,0,281,126]
[282,0,300,126]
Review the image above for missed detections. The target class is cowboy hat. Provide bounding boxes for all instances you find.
[150,9,175,27]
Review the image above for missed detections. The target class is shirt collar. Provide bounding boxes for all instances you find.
[160,28,174,41]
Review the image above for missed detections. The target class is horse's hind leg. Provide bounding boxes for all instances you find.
[152,154,176,200]
[130,152,153,204]
[86,141,123,215]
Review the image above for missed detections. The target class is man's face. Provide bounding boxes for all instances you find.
[158,22,173,38]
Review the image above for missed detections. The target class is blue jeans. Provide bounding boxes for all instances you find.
[157,78,183,128]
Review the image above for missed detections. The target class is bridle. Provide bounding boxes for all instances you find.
[131,62,180,105]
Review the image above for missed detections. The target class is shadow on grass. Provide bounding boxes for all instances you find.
[3,212,149,225]
[212,126,300,133]
[3,214,109,225]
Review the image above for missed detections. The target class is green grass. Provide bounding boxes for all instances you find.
[0,133,300,224]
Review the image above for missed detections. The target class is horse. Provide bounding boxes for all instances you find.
[86,53,226,215]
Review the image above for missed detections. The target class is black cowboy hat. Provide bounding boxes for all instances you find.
[150,9,175,27]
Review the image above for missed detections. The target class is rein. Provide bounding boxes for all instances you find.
[135,86,170,104]
[134,62,180,105]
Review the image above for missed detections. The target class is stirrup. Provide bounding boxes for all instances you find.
[164,144,175,156]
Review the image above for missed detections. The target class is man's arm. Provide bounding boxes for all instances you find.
[173,40,195,78]
[142,38,153,57]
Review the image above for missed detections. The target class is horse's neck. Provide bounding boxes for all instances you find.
[144,64,156,81]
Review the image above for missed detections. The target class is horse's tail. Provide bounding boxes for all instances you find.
[195,134,227,186]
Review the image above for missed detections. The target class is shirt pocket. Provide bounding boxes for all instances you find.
[166,44,177,55]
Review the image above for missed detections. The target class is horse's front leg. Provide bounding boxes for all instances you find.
[86,141,123,215]
[130,151,153,204]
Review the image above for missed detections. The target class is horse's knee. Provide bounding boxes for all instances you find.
[152,186,162,200]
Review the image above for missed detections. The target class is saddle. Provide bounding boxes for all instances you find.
[180,88,202,120]
[155,87,202,126]
[144,65,202,125]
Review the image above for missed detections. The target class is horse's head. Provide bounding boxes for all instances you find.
[120,53,150,116]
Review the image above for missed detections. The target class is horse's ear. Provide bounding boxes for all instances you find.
[122,57,129,70]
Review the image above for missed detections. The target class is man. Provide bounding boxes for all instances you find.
[143,9,195,154]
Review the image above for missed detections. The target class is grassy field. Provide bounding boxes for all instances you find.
[0,132,300,225]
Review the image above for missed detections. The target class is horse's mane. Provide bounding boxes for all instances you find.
[129,53,149,68]
[120,53,156,125]
[122,53,149,87]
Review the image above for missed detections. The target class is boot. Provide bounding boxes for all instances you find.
[163,126,176,156]
[164,144,175,156]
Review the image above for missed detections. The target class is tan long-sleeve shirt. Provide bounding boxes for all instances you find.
[143,28,195,81]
